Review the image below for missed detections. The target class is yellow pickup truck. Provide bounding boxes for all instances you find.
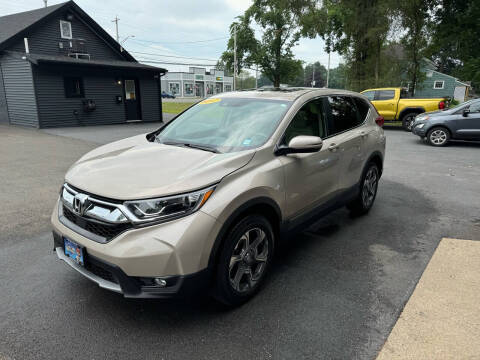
[361,87,447,131]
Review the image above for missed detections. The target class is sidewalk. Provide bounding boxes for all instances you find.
[377,238,480,359]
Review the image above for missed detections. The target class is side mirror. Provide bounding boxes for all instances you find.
[275,135,323,156]
[463,108,470,117]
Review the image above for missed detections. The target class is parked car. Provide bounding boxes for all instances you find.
[162,91,176,99]
[411,98,480,146]
[361,87,447,131]
[51,89,385,306]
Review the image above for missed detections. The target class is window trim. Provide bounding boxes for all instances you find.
[433,80,445,90]
[60,20,72,39]
[64,76,84,98]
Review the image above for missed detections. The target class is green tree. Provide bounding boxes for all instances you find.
[236,71,257,90]
[328,63,348,89]
[427,0,480,92]
[304,62,327,87]
[221,0,303,87]
[395,0,435,96]
[299,0,392,91]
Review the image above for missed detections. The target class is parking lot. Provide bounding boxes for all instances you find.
[0,124,479,360]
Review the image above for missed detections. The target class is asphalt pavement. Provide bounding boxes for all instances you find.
[0,124,479,360]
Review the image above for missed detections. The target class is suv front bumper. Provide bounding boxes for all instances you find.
[412,124,427,137]
[53,232,212,298]
[51,199,221,298]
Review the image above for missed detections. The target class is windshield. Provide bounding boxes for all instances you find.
[156,97,292,153]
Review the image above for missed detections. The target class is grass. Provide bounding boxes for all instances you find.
[162,102,196,114]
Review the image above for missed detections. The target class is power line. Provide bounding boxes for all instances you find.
[132,36,229,45]
[137,59,220,67]
[137,58,257,73]
[130,51,219,62]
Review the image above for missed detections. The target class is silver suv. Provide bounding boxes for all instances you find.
[52,88,386,306]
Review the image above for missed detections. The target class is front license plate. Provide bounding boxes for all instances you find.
[64,238,84,266]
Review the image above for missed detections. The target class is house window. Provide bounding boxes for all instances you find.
[433,80,444,89]
[60,20,72,39]
[64,77,84,98]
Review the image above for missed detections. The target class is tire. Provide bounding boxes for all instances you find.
[347,162,380,216]
[427,127,450,147]
[401,112,419,132]
[213,214,275,307]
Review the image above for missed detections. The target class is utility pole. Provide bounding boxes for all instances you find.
[112,16,120,43]
[326,52,331,88]
[43,0,47,7]
[311,63,315,87]
[233,24,237,91]
[255,64,258,89]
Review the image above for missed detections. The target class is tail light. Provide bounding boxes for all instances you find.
[438,101,445,110]
[375,116,384,127]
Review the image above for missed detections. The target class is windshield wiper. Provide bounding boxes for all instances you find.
[162,141,220,153]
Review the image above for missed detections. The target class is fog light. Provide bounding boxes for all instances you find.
[154,278,167,287]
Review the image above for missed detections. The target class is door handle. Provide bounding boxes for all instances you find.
[328,143,339,152]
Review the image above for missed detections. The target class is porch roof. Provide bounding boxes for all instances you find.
[26,53,167,73]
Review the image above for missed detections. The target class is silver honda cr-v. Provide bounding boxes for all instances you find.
[52,88,386,306]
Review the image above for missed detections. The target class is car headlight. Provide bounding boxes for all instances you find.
[416,123,425,129]
[416,115,429,121]
[123,186,215,224]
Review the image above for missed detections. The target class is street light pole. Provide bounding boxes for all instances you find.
[312,63,315,87]
[326,51,331,88]
[120,35,134,52]
[233,24,237,91]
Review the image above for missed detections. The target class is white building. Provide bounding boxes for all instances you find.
[161,67,233,98]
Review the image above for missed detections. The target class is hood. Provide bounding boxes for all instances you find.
[65,134,255,200]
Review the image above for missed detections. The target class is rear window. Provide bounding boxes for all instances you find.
[353,97,371,121]
[377,90,395,100]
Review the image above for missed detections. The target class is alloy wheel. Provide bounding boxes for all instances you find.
[430,129,447,145]
[362,166,378,208]
[228,227,269,293]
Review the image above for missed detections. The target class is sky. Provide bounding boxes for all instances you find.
[0,0,342,74]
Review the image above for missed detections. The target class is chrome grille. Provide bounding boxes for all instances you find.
[59,184,133,242]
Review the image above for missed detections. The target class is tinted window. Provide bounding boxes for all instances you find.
[327,96,360,135]
[362,91,375,100]
[377,90,395,100]
[353,97,371,121]
[282,99,326,145]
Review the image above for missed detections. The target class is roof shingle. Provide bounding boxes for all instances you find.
[0,2,68,46]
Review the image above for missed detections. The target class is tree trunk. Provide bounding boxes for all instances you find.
[274,75,280,88]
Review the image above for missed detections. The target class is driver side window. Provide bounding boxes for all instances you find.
[282,99,326,145]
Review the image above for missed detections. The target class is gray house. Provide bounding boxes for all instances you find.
[0,1,167,128]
